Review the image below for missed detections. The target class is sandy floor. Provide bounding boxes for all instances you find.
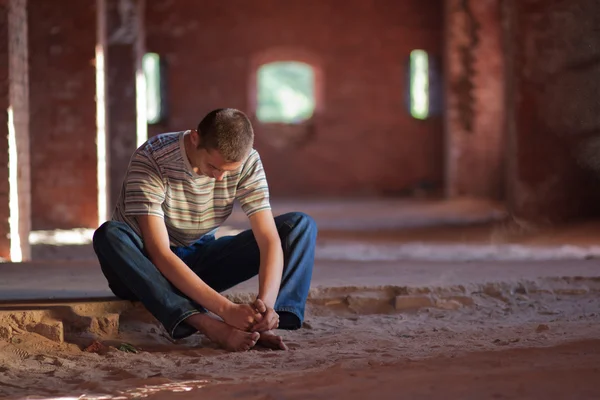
[172,339,600,400]
[1,282,599,399]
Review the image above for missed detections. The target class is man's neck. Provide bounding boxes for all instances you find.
[183,132,201,174]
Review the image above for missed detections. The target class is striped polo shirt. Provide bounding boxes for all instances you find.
[112,131,270,247]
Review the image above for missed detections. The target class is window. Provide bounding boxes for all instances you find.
[143,52,163,124]
[410,49,429,120]
[256,61,315,124]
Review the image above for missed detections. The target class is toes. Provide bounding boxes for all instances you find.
[272,336,287,350]
[239,338,255,352]
[238,332,259,351]
[278,339,288,351]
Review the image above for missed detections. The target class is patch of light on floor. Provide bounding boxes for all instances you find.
[120,380,205,397]
[7,106,22,262]
[37,398,81,400]
[38,398,82,400]
[39,396,115,400]
[29,229,95,245]
[37,379,208,399]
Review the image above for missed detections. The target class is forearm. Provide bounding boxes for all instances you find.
[152,252,232,317]
[257,241,284,308]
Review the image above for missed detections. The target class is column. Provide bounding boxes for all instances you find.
[0,0,31,261]
[105,0,145,213]
[444,0,506,200]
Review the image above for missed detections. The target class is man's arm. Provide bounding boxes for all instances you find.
[235,150,280,330]
[136,215,260,331]
[249,209,284,322]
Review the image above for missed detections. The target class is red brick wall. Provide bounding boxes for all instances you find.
[146,0,444,197]
[28,0,98,229]
[445,0,506,200]
[507,0,600,222]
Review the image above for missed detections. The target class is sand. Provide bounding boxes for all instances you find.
[178,339,600,400]
[1,280,600,399]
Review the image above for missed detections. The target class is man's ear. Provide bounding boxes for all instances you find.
[190,129,201,148]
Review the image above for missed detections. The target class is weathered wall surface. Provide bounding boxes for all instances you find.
[28,0,98,229]
[0,0,30,260]
[146,0,445,197]
[0,1,11,258]
[507,0,600,222]
[106,0,145,214]
[445,0,506,200]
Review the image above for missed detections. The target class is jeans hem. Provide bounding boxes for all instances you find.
[169,309,203,339]
[275,306,303,322]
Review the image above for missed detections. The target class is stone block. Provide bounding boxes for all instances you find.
[0,325,12,339]
[435,299,462,310]
[446,296,475,306]
[394,295,433,311]
[30,319,64,343]
[347,293,393,314]
[96,313,120,336]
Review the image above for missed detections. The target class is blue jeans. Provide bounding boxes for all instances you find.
[92,212,317,339]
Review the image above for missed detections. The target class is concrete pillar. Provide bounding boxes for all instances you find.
[28,0,98,230]
[0,1,10,260]
[444,0,506,200]
[105,0,145,214]
[0,0,31,261]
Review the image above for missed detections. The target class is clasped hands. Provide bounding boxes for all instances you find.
[223,298,279,333]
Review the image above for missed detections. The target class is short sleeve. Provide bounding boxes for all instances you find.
[123,150,166,218]
[236,150,271,217]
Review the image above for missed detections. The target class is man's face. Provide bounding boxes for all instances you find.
[187,130,244,181]
[195,147,242,181]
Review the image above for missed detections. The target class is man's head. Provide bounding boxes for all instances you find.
[187,108,254,181]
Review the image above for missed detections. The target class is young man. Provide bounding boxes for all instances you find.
[93,108,317,352]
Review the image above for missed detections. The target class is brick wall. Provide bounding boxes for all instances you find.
[146,0,445,197]
[445,0,505,200]
[507,0,600,222]
[28,0,98,229]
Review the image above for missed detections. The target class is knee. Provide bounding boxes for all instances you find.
[93,221,127,251]
[286,212,318,238]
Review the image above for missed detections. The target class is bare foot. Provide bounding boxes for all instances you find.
[187,314,260,352]
[257,331,288,350]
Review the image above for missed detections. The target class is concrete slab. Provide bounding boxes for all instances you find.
[1,257,599,303]
[1,257,598,344]
[0,260,111,302]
